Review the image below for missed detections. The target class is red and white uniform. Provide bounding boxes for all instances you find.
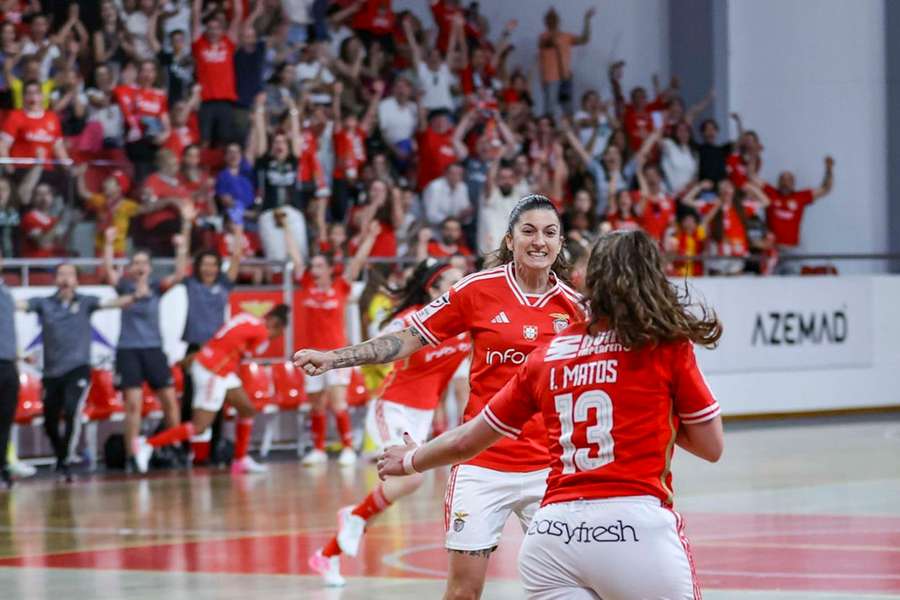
[410,263,583,550]
[294,271,352,392]
[366,306,471,450]
[120,87,168,134]
[297,128,325,187]
[332,126,367,181]
[0,109,61,160]
[763,184,815,247]
[484,322,719,599]
[193,314,270,412]
[192,34,237,102]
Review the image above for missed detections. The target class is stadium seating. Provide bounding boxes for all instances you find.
[81,369,125,470]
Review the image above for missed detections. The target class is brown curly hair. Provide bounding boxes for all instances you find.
[586,230,722,349]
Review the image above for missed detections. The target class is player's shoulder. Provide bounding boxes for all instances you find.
[450,264,508,294]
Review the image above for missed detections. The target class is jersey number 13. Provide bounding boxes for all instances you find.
[554,390,615,474]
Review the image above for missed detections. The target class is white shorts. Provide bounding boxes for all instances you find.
[304,367,352,394]
[192,362,242,413]
[364,398,433,453]
[444,464,549,551]
[518,497,700,600]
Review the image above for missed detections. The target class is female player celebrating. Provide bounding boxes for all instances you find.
[309,258,470,586]
[379,229,724,600]
[286,220,380,467]
[294,195,584,598]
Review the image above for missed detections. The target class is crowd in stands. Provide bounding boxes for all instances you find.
[0,0,836,279]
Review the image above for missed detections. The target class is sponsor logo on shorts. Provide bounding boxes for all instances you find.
[453,511,468,532]
[526,519,638,544]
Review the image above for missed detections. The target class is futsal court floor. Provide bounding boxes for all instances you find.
[0,415,898,600]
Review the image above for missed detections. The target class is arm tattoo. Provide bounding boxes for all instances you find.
[332,334,404,368]
[409,325,429,347]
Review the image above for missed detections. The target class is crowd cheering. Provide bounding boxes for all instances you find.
[0,0,835,278]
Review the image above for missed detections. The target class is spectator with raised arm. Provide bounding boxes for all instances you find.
[725,115,763,188]
[573,89,617,161]
[538,6,595,117]
[233,1,267,142]
[562,116,632,218]
[665,199,720,277]
[121,59,172,183]
[74,164,140,257]
[756,156,835,251]
[695,113,742,183]
[215,142,257,227]
[415,105,457,191]
[403,13,456,113]
[609,61,671,153]
[136,149,192,256]
[634,131,676,244]
[332,79,384,223]
[191,0,243,146]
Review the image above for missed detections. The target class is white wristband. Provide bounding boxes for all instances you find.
[402,448,419,475]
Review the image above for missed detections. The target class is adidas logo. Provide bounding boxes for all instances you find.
[490,311,511,324]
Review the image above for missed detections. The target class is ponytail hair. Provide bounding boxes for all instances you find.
[485,194,572,283]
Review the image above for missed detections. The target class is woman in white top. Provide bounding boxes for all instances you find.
[642,122,698,197]
[402,14,462,112]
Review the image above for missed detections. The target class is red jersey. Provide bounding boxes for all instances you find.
[410,263,584,472]
[192,34,237,102]
[163,125,197,158]
[297,129,324,186]
[638,191,675,242]
[416,127,457,191]
[378,307,471,410]
[294,271,351,350]
[725,152,761,189]
[197,313,270,376]
[122,87,168,133]
[21,210,58,258]
[606,213,641,232]
[763,184,815,247]
[459,64,496,96]
[351,0,394,35]
[332,126,367,180]
[701,202,748,256]
[484,322,720,507]
[0,109,61,160]
[623,98,666,152]
[431,0,462,53]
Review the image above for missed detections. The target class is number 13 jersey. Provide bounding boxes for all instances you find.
[411,263,584,472]
[483,321,721,506]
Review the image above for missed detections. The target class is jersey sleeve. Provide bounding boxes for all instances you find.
[408,284,469,346]
[671,341,720,424]
[798,189,815,206]
[482,353,541,439]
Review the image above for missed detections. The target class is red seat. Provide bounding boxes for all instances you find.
[271,362,306,410]
[346,368,369,407]
[15,371,44,425]
[141,383,163,417]
[83,369,124,421]
[239,362,274,412]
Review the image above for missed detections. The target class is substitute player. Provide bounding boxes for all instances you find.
[294,195,584,598]
[132,305,289,474]
[285,220,380,467]
[379,229,724,600]
[309,259,470,586]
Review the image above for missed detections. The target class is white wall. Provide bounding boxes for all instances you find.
[726,0,887,263]
[393,0,669,110]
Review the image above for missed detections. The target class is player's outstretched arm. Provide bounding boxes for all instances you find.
[293,326,429,375]
[377,417,503,480]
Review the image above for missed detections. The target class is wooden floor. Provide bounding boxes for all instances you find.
[0,416,899,599]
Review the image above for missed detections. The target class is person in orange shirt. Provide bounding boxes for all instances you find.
[665,202,720,277]
[537,6,595,117]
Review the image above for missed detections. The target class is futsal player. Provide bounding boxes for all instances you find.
[133,305,289,475]
[380,229,724,599]
[295,195,584,598]
[309,259,470,586]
